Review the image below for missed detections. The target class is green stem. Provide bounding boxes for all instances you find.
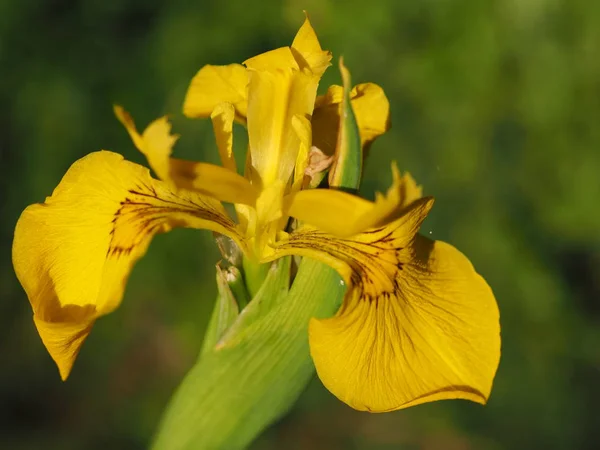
[242,255,271,298]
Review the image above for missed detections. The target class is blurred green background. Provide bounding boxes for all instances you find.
[2,0,599,449]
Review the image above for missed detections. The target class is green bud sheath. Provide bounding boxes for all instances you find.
[199,264,245,358]
[328,57,363,192]
[152,260,344,450]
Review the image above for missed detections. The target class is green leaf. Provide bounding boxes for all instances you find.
[151,259,344,450]
[328,57,363,191]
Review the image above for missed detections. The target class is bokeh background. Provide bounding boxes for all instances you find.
[2,0,599,449]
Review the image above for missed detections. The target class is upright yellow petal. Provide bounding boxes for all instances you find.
[312,83,390,157]
[291,14,332,76]
[271,199,500,412]
[244,15,330,76]
[244,47,300,72]
[285,164,422,237]
[183,64,248,122]
[13,151,243,379]
[243,17,329,187]
[245,58,319,185]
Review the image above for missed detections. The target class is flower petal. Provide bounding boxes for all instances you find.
[245,60,319,185]
[312,83,390,157]
[183,64,248,122]
[244,47,300,72]
[351,83,391,151]
[33,314,95,381]
[114,105,176,182]
[285,164,422,237]
[13,151,244,379]
[271,199,500,412]
[210,102,237,172]
[286,188,373,235]
[244,15,330,76]
[291,14,332,76]
[168,158,258,206]
[116,107,258,206]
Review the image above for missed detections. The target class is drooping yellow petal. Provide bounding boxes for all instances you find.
[183,64,248,122]
[116,107,258,206]
[285,164,422,237]
[291,14,332,76]
[33,314,95,381]
[114,105,177,182]
[271,199,500,412]
[210,102,237,172]
[13,151,244,379]
[312,83,390,157]
[245,55,319,185]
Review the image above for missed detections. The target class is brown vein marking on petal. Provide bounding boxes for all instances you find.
[107,179,234,258]
[281,225,405,305]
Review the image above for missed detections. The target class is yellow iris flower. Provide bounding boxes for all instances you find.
[12,17,500,413]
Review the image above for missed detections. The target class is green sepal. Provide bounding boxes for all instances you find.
[151,259,344,450]
[328,57,363,191]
